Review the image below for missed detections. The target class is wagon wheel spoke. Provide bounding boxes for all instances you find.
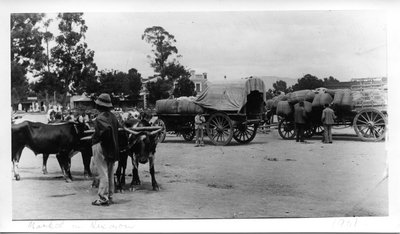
[360,114,369,123]
[356,119,369,125]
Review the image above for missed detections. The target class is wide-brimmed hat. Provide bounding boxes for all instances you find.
[95,93,113,107]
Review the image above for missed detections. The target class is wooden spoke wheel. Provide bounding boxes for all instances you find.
[353,108,387,142]
[182,122,195,142]
[304,125,315,139]
[206,112,233,145]
[153,118,167,143]
[313,125,324,135]
[233,123,258,144]
[278,119,295,139]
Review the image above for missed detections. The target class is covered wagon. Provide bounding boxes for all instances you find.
[154,77,266,145]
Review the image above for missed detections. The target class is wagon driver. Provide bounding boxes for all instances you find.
[91,93,120,206]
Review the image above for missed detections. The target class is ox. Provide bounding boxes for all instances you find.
[11,121,91,182]
[115,118,162,191]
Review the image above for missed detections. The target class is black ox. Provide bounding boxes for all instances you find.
[115,118,162,191]
[11,121,92,182]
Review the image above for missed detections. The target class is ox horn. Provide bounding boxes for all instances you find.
[150,128,163,136]
[123,126,141,135]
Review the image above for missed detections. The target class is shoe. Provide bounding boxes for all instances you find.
[92,198,109,206]
[194,144,199,147]
[108,197,114,204]
[329,142,332,144]
[200,142,204,147]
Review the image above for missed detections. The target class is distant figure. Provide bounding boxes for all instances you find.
[47,109,56,123]
[65,111,75,122]
[18,103,22,111]
[294,101,307,143]
[321,103,336,144]
[194,113,206,147]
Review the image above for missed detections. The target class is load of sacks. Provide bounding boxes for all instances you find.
[155,97,204,114]
[271,87,386,118]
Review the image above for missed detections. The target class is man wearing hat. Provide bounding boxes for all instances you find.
[91,93,120,206]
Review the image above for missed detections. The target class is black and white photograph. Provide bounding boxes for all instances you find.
[1,0,400,232]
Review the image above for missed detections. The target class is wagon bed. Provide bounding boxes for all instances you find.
[154,78,266,145]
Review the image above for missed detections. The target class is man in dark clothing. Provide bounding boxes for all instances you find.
[294,101,307,142]
[91,93,119,206]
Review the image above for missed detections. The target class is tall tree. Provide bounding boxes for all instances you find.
[173,77,196,98]
[50,13,97,101]
[11,13,46,72]
[272,80,288,93]
[162,62,190,82]
[126,68,142,100]
[10,13,46,104]
[142,26,179,78]
[323,76,340,85]
[146,79,173,105]
[291,74,324,91]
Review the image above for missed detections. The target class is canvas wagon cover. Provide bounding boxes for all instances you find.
[194,78,266,112]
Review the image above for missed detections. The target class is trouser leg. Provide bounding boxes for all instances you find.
[107,161,115,199]
[295,123,299,142]
[323,125,329,143]
[195,128,200,145]
[299,124,304,142]
[92,143,109,200]
[200,128,204,144]
[327,125,333,142]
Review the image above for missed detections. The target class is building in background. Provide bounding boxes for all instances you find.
[189,70,208,94]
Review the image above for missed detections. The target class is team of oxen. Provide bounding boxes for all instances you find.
[11,113,163,191]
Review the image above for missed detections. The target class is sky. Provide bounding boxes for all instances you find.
[72,11,388,82]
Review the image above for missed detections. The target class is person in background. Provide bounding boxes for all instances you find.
[91,93,119,206]
[47,109,56,123]
[321,103,336,144]
[194,113,206,147]
[294,101,307,143]
[65,111,75,122]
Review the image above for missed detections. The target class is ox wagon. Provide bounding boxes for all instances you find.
[153,78,266,145]
[276,78,388,142]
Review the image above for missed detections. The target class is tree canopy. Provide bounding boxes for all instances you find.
[173,77,196,98]
[142,26,179,78]
[272,80,288,93]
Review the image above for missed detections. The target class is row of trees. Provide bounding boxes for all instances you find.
[267,74,340,99]
[11,13,196,108]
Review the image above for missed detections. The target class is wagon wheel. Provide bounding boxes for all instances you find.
[313,125,324,135]
[304,124,315,139]
[206,112,233,145]
[353,108,387,142]
[182,122,195,142]
[233,123,258,144]
[278,119,295,139]
[153,118,166,143]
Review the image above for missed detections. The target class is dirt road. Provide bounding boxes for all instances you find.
[12,114,387,219]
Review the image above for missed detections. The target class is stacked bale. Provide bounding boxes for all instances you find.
[276,101,292,117]
[177,99,204,114]
[312,92,333,108]
[265,99,274,110]
[294,101,312,113]
[315,87,327,94]
[272,94,288,108]
[155,99,179,114]
[287,90,315,104]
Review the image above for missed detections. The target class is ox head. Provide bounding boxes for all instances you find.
[124,127,162,164]
[123,118,161,163]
